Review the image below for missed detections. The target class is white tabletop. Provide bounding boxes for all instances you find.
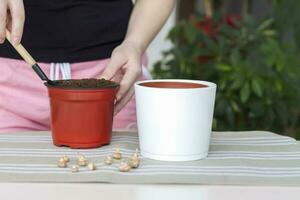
[0,183,299,200]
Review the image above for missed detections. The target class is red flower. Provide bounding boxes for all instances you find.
[197,56,211,64]
[193,14,241,64]
[194,16,216,36]
[225,14,241,28]
[194,14,241,36]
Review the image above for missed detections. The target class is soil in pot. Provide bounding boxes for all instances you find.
[47,78,119,89]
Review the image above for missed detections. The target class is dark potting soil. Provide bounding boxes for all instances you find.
[48,79,119,89]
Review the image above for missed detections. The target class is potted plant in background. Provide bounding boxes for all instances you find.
[153,0,300,139]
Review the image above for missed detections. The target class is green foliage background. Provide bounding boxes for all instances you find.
[153,0,300,139]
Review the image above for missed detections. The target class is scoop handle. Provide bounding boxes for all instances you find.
[5,30,37,66]
[5,30,49,81]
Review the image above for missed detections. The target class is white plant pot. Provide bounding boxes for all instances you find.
[135,79,217,161]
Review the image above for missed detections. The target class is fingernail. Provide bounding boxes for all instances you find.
[0,38,4,44]
[12,37,20,46]
[116,95,121,102]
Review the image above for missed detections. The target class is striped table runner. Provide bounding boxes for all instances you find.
[0,130,299,186]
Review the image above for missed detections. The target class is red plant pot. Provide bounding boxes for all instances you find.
[46,86,118,149]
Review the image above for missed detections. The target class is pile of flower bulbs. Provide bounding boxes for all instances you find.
[57,148,140,173]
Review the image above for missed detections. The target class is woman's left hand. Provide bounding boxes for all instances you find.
[100,41,143,115]
[100,0,175,114]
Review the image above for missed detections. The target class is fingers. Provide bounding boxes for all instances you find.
[114,86,135,115]
[100,52,126,80]
[116,64,141,101]
[0,1,7,43]
[8,0,25,45]
[102,43,143,113]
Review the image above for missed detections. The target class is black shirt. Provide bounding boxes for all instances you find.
[0,0,133,63]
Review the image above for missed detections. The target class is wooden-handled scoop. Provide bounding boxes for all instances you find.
[5,30,53,84]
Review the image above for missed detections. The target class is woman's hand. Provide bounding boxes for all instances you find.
[101,0,175,114]
[100,41,143,115]
[0,0,25,45]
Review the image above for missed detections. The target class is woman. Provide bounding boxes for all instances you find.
[0,0,175,132]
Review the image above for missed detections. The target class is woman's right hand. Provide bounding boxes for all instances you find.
[0,0,25,45]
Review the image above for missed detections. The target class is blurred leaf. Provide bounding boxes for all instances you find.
[183,22,197,43]
[251,78,263,97]
[240,82,250,103]
[195,48,211,56]
[231,100,240,112]
[216,63,232,72]
[275,79,283,92]
[263,30,277,37]
[258,19,274,31]
[202,36,218,51]
[231,77,243,90]
[230,49,241,66]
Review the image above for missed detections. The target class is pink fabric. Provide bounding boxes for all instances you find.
[0,57,149,133]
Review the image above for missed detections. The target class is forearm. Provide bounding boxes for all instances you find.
[124,0,176,53]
